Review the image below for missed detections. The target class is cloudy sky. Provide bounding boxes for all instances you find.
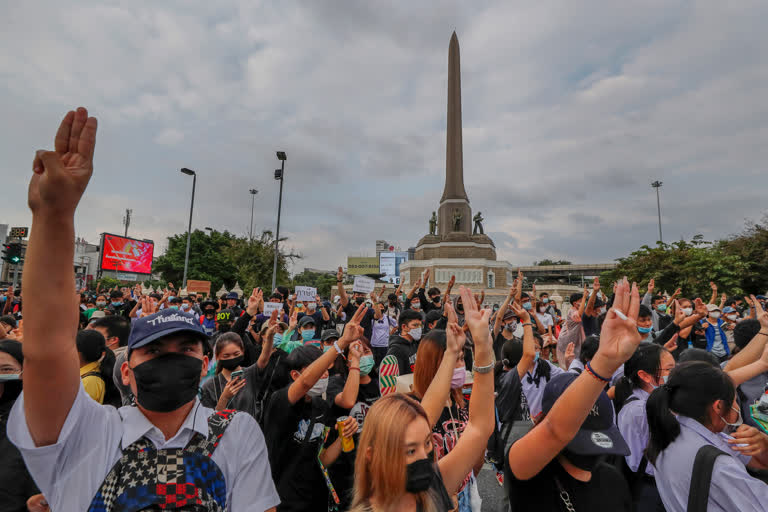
[2,1,767,273]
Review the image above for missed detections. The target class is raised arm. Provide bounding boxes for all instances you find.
[727,342,768,387]
[584,278,599,315]
[514,304,536,379]
[665,287,681,309]
[508,278,642,480]
[336,266,349,308]
[493,285,515,337]
[725,296,768,372]
[578,283,589,317]
[23,107,98,446]
[257,310,279,369]
[709,281,718,305]
[442,275,456,306]
[333,341,362,409]
[439,286,495,492]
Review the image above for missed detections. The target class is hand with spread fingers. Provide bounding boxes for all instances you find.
[338,303,368,350]
[591,278,643,375]
[459,286,492,354]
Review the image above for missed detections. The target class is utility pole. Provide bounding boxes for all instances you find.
[123,208,132,237]
[651,181,663,244]
[272,152,287,290]
[249,189,258,240]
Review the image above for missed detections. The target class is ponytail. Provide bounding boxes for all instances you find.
[646,361,734,464]
[614,344,667,414]
[613,376,634,413]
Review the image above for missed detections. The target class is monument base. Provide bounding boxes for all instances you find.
[414,233,496,261]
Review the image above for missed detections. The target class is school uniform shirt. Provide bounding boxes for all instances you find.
[263,386,334,511]
[370,316,396,348]
[7,383,280,512]
[654,415,768,512]
[617,388,654,476]
[521,359,564,419]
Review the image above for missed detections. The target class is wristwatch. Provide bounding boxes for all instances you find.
[473,361,494,374]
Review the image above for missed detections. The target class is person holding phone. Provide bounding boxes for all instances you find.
[201,333,259,416]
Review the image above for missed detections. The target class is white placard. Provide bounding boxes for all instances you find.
[263,301,283,317]
[353,276,375,294]
[295,286,316,302]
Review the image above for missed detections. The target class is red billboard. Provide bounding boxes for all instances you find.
[100,233,154,274]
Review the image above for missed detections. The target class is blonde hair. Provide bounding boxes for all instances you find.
[350,394,437,512]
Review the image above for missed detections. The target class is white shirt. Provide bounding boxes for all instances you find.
[8,383,280,511]
[535,312,554,329]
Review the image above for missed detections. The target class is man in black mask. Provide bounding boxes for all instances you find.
[7,107,279,512]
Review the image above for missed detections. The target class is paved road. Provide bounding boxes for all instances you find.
[477,464,505,512]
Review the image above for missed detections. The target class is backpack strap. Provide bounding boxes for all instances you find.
[81,370,102,380]
[687,445,728,512]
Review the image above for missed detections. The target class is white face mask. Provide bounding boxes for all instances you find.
[513,323,525,338]
[307,377,328,397]
[709,312,721,320]
[682,307,693,316]
[720,405,743,434]
[727,314,739,321]
[408,327,423,341]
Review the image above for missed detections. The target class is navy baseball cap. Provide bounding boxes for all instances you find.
[226,292,239,300]
[542,372,629,456]
[298,315,317,328]
[127,309,208,352]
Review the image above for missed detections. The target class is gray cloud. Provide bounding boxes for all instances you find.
[1,1,767,274]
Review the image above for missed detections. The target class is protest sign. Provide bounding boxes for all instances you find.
[263,301,283,316]
[295,286,317,302]
[353,276,375,294]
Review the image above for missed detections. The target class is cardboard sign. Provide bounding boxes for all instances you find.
[295,286,316,302]
[352,276,375,294]
[263,301,283,317]
[186,279,211,295]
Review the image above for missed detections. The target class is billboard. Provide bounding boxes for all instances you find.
[100,233,154,275]
[347,256,380,276]
[379,251,409,284]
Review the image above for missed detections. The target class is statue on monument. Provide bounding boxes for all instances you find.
[452,208,462,232]
[473,212,484,235]
[429,211,437,236]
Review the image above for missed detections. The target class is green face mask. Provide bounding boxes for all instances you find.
[359,355,375,375]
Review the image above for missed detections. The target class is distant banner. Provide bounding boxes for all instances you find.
[379,252,409,284]
[100,233,154,274]
[186,280,211,295]
[347,256,380,275]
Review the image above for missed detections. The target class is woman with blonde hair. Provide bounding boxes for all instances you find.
[349,287,495,512]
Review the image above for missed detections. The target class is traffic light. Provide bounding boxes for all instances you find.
[1,243,22,264]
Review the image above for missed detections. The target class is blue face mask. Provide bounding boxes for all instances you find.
[359,355,375,375]
[169,305,179,310]
[522,302,533,311]
[657,304,667,313]
[301,329,316,342]
[638,326,653,334]
[534,351,540,363]
[272,333,283,344]
[542,298,549,304]
[111,301,122,307]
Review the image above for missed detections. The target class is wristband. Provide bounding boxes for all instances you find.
[473,362,494,374]
[585,361,611,383]
[333,340,344,356]
[522,322,533,327]
[349,367,360,372]
[759,332,768,338]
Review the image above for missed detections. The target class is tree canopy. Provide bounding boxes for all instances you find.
[534,259,572,266]
[153,229,299,295]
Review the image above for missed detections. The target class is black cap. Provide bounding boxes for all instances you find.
[542,373,629,456]
[298,315,317,328]
[321,329,340,342]
[216,309,236,324]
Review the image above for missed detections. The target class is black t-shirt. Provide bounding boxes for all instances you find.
[0,400,40,511]
[263,386,333,511]
[493,331,515,361]
[200,366,261,419]
[342,301,376,340]
[504,457,631,512]
[582,313,600,337]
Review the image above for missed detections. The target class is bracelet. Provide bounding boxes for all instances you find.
[473,362,494,374]
[349,367,360,372]
[759,332,768,338]
[333,340,344,356]
[522,322,533,327]
[585,361,610,383]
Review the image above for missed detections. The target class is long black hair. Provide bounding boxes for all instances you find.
[646,361,735,464]
[613,344,668,413]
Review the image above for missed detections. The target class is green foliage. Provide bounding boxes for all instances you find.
[153,229,299,294]
[602,236,748,299]
[94,277,121,290]
[291,269,338,297]
[534,259,572,266]
[718,214,768,294]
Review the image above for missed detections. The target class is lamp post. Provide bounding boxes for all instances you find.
[180,168,197,289]
[249,189,258,240]
[651,181,663,244]
[272,151,287,290]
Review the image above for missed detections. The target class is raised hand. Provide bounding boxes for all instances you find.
[459,286,492,351]
[673,300,686,324]
[593,277,601,292]
[338,303,368,349]
[710,281,717,292]
[246,287,263,315]
[30,107,97,215]
[509,301,530,323]
[447,275,456,290]
[647,278,655,294]
[693,298,708,318]
[348,341,363,363]
[444,300,459,325]
[445,320,466,356]
[752,295,768,329]
[564,342,575,368]
[664,334,679,352]
[592,278,642,373]
[337,266,344,282]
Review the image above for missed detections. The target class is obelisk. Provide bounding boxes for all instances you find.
[438,31,472,237]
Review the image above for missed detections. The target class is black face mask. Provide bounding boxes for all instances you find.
[130,353,203,412]
[405,451,435,493]
[562,449,601,472]
[218,355,243,371]
[431,296,440,304]
[355,297,365,306]
[456,303,464,313]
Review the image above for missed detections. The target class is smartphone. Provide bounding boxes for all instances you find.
[231,370,244,379]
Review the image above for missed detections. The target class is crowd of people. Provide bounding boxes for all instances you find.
[3,107,768,512]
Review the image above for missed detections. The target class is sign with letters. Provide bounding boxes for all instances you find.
[295,286,316,302]
[263,301,283,317]
[353,276,375,294]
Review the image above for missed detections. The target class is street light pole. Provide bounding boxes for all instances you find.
[651,181,663,244]
[249,189,258,240]
[181,168,197,289]
[272,152,287,290]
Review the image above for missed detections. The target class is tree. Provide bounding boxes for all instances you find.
[601,236,747,299]
[534,259,572,266]
[719,214,768,294]
[291,269,338,297]
[153,229,299,294]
